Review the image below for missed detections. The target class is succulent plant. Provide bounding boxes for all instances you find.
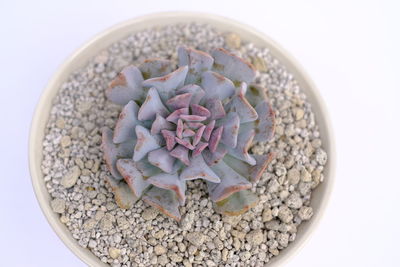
[102,46,275,221]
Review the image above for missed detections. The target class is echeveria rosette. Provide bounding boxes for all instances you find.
[101,46,275,221]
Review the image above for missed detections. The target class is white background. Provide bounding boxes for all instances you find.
[1,0,399,266]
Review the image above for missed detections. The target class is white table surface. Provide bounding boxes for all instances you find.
[1,0,399,266]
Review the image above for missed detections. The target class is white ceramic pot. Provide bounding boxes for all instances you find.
[29,12,335,266]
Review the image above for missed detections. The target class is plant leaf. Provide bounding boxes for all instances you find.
[116,159,151,197]
[142,66,189,101]
[218,112,240,148]
[178,46,214,84]
[209,126,224,153]
[202,145,227,166]
[139,58,174,79]
[176,84,205,105]
[101,127,135,180]
[170,145,190,166]
[245,85,275,142]
[211,48,256,84]
[134,158,162,177]
[225,83,258,123]
[161,130,177,151]
[105,176,137,209]
[180,114,207,122]
[180,155,220,183]
[226,124,256,166]
[214,190,258,216]
[142,187,181,221]
[147,172,186,205]
[138,88,169,121]
[166,93,193,110]
[113,100,141,144]
[224,153,274,182]
[106,65,144,105]
[166,108,189,124]
[203,120,215,141]
[192,141,208,157]
[148,147,176,173]
[133,125,161,162]
[208,160,252,202]
[151,113,175,135]
[201,70,235,101]
[192,125,206,146]
[191,104,211,117]
[205,98,226,120]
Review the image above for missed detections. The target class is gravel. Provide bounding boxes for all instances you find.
[278,206,293,224]
[50,198,66,213]
[60,165,80,188]
[141,208,158,221]
[186,232,206,247]
[41,22,328,266]
[154,245,167,256]
[246,229,264,247]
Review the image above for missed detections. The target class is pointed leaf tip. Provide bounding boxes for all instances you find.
[192,142,208,157]
[206,98,226,120]
[134,125,161,162]
[191,104,211,117]
[151,114,174,135]
[201,70,235,101]
[180,155,220,183]
[208,160,252,202]
[209,126,224,153]
[177,84,205,105]
[147,173,186,205]
[107,65,144,105]
[166,108,189,124]
[225,83,258,124]
[178,46,214,84]
[161,130,176,151]
[166,93,193,110]
[148,147,176,173]
[170,145,190,166]
[212,48,256,84]
[203,120,215,141]
[116,159,150,197]
[138,88,169,121]
[113,101,140,144]
[142,187,181,221]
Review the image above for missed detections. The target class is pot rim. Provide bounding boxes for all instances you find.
[29,11,335,267]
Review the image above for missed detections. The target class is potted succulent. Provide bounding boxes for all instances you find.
[102,46,275,221]
[30,12,334,267]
